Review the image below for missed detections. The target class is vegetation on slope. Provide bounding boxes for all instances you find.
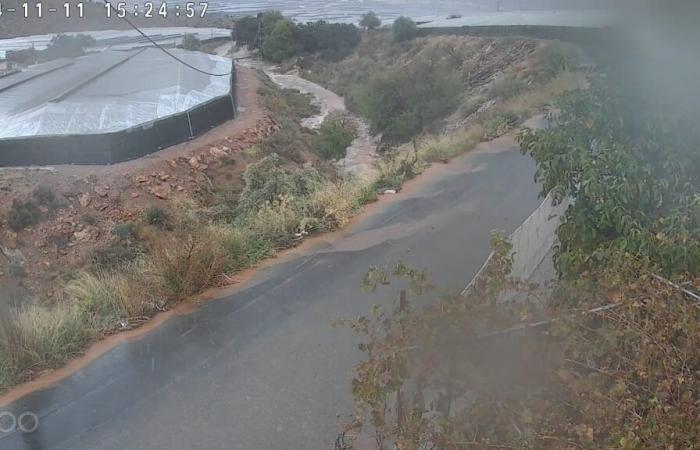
[341,27,700,448]
[0,75,371,391]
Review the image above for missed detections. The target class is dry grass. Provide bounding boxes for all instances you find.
[504,70,588,114]
[0,301,93,390]
[418,125,484,163]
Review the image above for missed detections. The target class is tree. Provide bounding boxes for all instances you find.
[359,11,381,30]
[355,62,461,144]
[233,16,260,49]
[296,21,361,61]
[392,16,418,42]
[261,10,284,37]
[261,19,301,62]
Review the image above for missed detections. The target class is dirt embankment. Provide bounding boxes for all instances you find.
[0,65,272,302]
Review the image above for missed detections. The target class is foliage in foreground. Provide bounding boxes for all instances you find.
[344,252,700,448]
[519,83,700,277]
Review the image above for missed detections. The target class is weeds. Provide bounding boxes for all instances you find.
[482,110,522,140]
[0,301,93,391]
[144,206,169,228]
[7,199,41,231]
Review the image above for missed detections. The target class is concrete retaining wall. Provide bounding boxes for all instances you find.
[463,192,571,294]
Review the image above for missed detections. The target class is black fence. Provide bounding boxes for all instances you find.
[0,62,237,167]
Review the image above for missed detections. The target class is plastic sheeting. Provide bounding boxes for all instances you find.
[0,27,231,59]
[0,47,232,138]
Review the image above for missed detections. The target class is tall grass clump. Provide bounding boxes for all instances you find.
[150,228,228,299]
[0,301,93,390]
[531,41,580,82]
[418,125,484,163]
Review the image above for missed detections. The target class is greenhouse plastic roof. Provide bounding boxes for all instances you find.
[0,27,232,59]
[0,48,232,138]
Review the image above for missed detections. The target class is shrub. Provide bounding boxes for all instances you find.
[144,206,169,228]
[392,16,418,42]
[354,62,461,144]
[91,222,143,270]
[217,228,250,271]
[246,197,304,248]
[151,230,227,299]
[111,222,140,242]
[313,115,356,160]
[360,11,382,30]
[489,76,527,100]
[234,16,260,48]
[32,185,63,210]
[531,42,579,82]
[262,19,301,62]
[7,199,41,231]
[482,110,521,140]
[303,180,366,230]
[238,154,323,214]
[373,153,423,192]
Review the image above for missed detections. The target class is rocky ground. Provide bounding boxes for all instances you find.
[0,65,275,303]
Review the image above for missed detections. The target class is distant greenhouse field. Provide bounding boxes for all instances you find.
[420,10,615,29]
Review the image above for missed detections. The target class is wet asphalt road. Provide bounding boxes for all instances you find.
[0,137,539,450]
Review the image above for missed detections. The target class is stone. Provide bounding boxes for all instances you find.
[73,229,92,242]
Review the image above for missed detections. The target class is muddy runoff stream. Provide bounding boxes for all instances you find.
[233,49,379,180]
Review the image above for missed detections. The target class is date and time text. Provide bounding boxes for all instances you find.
[0,1,209,18]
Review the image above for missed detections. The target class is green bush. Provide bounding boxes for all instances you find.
[314,115,356,160]
[360,11,382,30]
[237,154,322,214]
[32,185,63,210]
[144,206,169,228]
[111,222,140,242]
[392,16,418,42]
[354,62,461,145]
[7,199,41,231]
[262,19,301,62]
[482,110,521,140]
